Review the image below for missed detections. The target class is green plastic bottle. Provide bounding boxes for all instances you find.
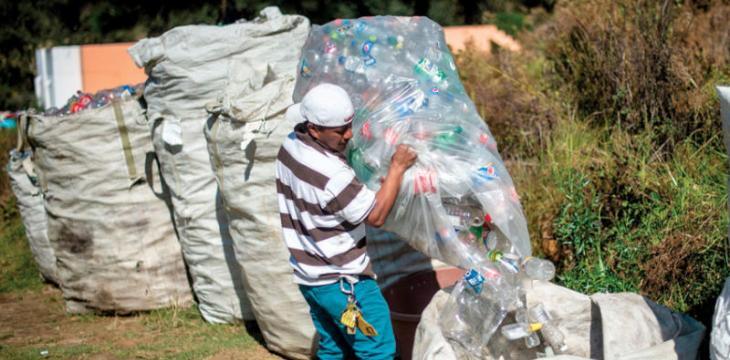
[348,147,374,182]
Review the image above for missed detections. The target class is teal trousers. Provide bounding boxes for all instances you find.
[299,278,396,360]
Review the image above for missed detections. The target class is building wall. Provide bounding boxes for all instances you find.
[35,43,146,109]
[80,43,147,94]
[443,25,521,54]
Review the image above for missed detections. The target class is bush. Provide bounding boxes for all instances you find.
[544,0,730,148]
[504,111,729,317]
[465,2,730,330]
[456,45,558,158]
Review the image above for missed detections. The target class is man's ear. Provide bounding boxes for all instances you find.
[307,123,321,140]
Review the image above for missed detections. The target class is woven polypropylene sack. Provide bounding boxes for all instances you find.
[128,7,308,324]
[26,98,192,313]
[205,76,315,359]
[7,147,59,284]
[413,282,704,360]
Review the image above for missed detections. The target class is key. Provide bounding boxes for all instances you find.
[340,302,358,331]
[356,315,378,337]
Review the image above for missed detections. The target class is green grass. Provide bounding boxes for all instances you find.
[133,306,261,359]
[0,200,43,293]
[492,11,528,37]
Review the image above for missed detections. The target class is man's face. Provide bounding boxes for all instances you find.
[308,123,353,153]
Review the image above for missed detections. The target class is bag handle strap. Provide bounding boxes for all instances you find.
[15,112,28,152]
[112,100,142,186]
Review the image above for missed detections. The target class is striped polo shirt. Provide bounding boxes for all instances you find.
[275,125,377,286]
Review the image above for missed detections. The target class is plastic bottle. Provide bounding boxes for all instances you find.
[484,230,498,250]
[529,303,568,352]
[516,307,541,348]
[500,322,542,340]
[432,126,463,150]
[487,250,520,274]
[523,257,556,281]
[347,147,374,183]
[442,196,483,229]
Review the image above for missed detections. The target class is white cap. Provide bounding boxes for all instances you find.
[287,83,354,127]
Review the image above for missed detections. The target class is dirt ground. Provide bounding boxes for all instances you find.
[0,285,282,359]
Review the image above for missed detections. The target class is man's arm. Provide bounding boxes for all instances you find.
[366,144,417,227]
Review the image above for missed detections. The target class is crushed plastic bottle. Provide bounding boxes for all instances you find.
[440,274,509,356]
[488,250,521,274]
[485,250,556,281]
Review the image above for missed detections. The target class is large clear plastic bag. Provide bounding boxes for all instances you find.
[293,17,530,264]
[293,16,551,355]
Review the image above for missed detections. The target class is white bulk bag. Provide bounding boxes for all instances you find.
[27,98,192,313]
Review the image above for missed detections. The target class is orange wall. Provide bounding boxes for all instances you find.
[80,43,147,93]
[443,25,521,54]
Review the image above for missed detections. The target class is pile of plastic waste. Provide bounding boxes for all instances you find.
[293,16,564,357]
[44,84,141,116]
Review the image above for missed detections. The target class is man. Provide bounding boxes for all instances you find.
[276,83,417,359]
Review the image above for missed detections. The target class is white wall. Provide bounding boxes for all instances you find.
[34,46,82,109]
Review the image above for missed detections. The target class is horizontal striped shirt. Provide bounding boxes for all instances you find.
[275,125,377,286]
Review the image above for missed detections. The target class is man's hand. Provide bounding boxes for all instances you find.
[390,144,417,171]
[365,144,418,228]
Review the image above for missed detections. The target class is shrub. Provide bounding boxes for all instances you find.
[506,114,728,312]
[544,0,730,148]
[456,45,558,158]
